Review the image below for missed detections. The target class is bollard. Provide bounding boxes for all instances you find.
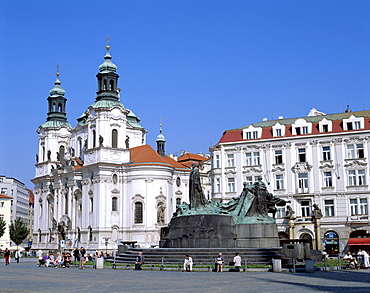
[324,257,327,272]
[272,259,282,273]
[292,259,296,273]
[243,259,247,272]
[337,255,341,270]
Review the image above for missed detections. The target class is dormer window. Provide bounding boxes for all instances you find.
[243,126,262,140]
[343,115,364,131]
[292,118,311,135]
[322,124,328,132]
[272,122,285,137]
[319,118,332,133]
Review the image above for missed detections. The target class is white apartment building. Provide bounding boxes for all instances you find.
[210,108,370,255]
[0,194,12,249]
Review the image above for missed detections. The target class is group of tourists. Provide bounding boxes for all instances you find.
[183,252,242,273]
[343,250,370,269]
[36,247,87,269]
[1,248,22,265]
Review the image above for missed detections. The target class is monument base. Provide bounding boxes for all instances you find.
[160,214,279,248]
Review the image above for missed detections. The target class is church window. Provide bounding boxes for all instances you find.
[64,194,68,214]
[134,202,143,223]
[110,80,114,91]
[113,174,118,184]
[42,146,45,161]
[59,145,65,161]
[176,198,181,206]
[90,197,93,213]
[52,103,56,111]
[112,197,118,212]
[112,129,118,148]
[92,130,96,148]
[103,80,107,90]
[58,103,63,112]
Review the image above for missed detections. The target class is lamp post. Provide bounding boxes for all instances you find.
[103,237,110,255]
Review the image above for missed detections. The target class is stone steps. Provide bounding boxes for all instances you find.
[107,247,282,265]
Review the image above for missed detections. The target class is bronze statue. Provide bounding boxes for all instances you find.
[189,163,208,209]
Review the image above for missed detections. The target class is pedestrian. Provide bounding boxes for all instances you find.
[73,247,80,262]
[36,249,44,266]
[233,252,242,272]
[215,253,224,272]
[183,254,193,272]
[14,249,21,263]
[4,248,10,266]
[80,247,86,269]
[358,250,369,269]
[135,252,144,270]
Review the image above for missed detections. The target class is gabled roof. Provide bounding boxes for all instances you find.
[0,194,12,199]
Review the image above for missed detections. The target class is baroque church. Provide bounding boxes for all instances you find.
[32,45,198,251]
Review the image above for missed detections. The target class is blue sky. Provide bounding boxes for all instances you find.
[0,0,369,187]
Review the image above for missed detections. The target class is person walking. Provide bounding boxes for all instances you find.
[80,247,86,269]
[14,249,21,263]
[4,248,10,265]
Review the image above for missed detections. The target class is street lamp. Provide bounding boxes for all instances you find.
[103,237,110,255]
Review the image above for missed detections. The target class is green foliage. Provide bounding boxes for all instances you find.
[0,217,6,238]
[9,217,29,246]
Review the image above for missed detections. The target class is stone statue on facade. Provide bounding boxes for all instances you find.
[157,205,165,225]
[189,163,208,209]
[285,205,295,219]
[47,150,51,161]
[312,204,323,218]
[125,136,130,149]
[99,135,104,147]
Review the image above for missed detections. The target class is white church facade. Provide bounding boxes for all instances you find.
[32,45,194,251]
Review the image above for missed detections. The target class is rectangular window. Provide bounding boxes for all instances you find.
[276,129,282,137]
[215,178,220,193]
[322,146,331,161]
[322,124,329,132]
[0,202,4,208]
[276,207,286,218]
[252,131,258,139]
[215,155,220,168]
[227,178,235,192]
[295,127,301,135]
[245,152,260,166]
[348,170,366,186]
[275,150,283,164]
[347,122,353,130]
[245,176,253,185]
[1,188,7,195]
[323,172,332,187]
[300,200,311,217]
[347,144,364,159]
[354,121,361,130]
[350,199,358,215]
[298,173,308,193]
[324,200,335,217]
[227,154,234,167]
[360,198,368,215]
[298,148,306,162]
[302,126,308,134]
[276,175,284,190]
[246,132,251,139]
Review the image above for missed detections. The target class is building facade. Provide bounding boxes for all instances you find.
[211,108,370,254]
[32,46,201,251]
[0,194,12,249]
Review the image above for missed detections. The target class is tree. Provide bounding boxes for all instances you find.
[9,217,29,247]
[0,217,6,239]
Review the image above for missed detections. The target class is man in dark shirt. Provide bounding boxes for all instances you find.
[135,252,144,270]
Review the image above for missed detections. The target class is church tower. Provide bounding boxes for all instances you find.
[156,121,166,157]
[47,69,68,122]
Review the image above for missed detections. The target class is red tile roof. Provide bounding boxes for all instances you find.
[0,194,12,199]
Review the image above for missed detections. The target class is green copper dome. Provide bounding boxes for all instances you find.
[49,77,65,97]
[98,47,117,73]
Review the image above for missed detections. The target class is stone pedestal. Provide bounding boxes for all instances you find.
[160,214,279,248]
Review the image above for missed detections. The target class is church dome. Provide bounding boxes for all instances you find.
[98,46,117,73]
[156,132,166,142]
[49,76,65,97]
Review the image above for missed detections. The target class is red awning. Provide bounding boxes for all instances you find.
[347,238,370,246]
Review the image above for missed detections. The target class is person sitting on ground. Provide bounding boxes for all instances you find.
[45,253,55,267]
[344,252,359,269]
[54,252,64,268]
[183,255,193,272]
[36,249,44,267]
[215,253,224,272]
[135,252,144,270]
[64,252,72,268]
[233,252,242,272]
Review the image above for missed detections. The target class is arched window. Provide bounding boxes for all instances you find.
[112,197,118,212]
[112,174,118,184]
[59,145,65,161]
[52,103,56,111]
[110,80,114,91]
[58,103,63,112]
[90,197,94,213]
[42,146,45,161]
[64,194,68,214]
[112,129,118,148]
[92,130,96,148]
[176,198,181,206]
[103,80,107,90]
[134,202,143,223]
